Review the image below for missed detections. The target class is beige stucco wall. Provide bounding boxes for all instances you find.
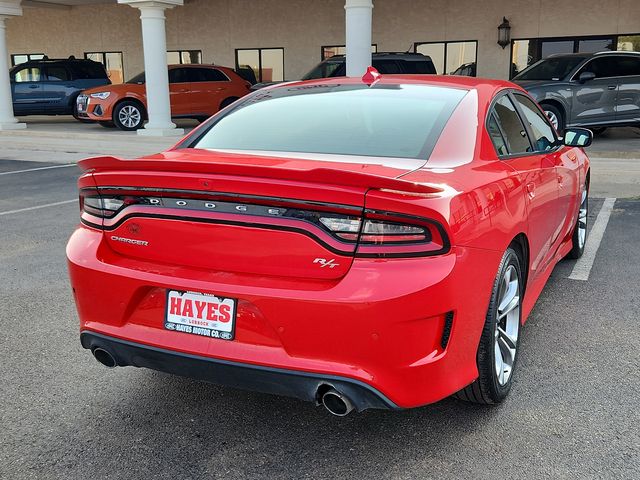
[4,0,640,80]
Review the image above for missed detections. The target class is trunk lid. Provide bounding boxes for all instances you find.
[81,149,442,280]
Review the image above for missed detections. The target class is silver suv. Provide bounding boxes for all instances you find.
[513,51,640,132]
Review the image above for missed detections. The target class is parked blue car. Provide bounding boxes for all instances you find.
[10,57,110,120]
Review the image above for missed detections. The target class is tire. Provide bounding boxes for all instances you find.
[541,104,565,132]
[219,97,239,110]
[566,181,589,259]
[591,127,607,136]
[455,247,523,404]
[99,121,115,128]
[113,100,145,131]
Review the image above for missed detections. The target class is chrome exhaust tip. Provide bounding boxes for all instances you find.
[321,388,354,416]
[92,347,117,368]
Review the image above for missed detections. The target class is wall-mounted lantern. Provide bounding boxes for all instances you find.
[497,17,511,49]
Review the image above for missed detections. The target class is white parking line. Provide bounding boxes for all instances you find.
[0,164,76,176]
[0,199,76,216]
[568,197,616,281]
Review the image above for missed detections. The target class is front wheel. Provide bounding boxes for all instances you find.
[113,101,145,131]
[566,182,589,259]
[455,247,523,404]
[542,104,565,132]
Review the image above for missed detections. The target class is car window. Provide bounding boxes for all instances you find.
[46,66,70,82]
[72,62,108,79]
[401,60,437,74]
[513,94,557,152]
[14,66,42,82]
[487,113,509,156]
[514,56,586,81]
[188,68,229,82]
[575,57,619,79]
[372,60,402,74]
[168,68,189,84]
[301,61,345,80]
[491,95,531,155]
[193,84,468,160]
[614,56,640,77]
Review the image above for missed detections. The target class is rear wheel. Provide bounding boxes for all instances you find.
[591,127,607,136]
[455,247,522,404]
[113,100,145,131]
[541,104,564,132]
[567,182,589,259]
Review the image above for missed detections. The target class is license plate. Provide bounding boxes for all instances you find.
[165,290,236,340]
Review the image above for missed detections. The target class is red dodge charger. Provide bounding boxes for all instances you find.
[67,72,591,415]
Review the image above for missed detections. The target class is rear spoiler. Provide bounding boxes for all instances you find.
[79,155,445,195]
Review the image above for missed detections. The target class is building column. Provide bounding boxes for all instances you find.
[118,0,183,136]
[0,1,26,130]
[344,0,373,77]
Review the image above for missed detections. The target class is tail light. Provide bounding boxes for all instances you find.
[80,190,145,219]
[355,211,449,258]
[317,212,449,258]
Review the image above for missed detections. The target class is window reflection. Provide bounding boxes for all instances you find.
[415,41,477,76]
[236,48,285,82]
[167,50,202,65]
[85,52,124,84]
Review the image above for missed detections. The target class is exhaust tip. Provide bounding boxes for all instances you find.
[93,347,117,368]
[321,389,354,417]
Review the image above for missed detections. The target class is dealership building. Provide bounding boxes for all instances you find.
[0,0,638,134]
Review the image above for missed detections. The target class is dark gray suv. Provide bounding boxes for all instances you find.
[513,51,640,132]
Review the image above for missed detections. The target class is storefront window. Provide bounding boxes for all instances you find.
[85,52,124,84]
[415,41,477,76]
[618,35,640,52]
[167,50,202,65]
[235,48,284,83]
[321,45,377,60]
[10,53,45,66]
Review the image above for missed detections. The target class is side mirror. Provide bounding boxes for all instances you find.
[578,71,596,84]
[563,127,593,148]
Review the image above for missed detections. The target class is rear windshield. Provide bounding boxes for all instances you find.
[514,56,586,81]
[191,84,467,159]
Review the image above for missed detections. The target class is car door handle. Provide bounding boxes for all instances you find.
[607,85,617,90]
[28,85,39,89]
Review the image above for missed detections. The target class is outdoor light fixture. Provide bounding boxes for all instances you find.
[497,17,511,49]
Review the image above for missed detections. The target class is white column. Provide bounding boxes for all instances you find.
[119,0,183,136]
[0,1,26,130]
[344,0,373,77]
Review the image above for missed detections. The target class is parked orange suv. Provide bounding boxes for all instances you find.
[76,64,251,130]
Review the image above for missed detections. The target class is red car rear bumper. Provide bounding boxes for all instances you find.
[67,226,501,409]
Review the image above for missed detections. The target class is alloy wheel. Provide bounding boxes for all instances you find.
[118,105,141,129]
[578,187,588,249]
[545,110,559,130]
[494,264,520,386]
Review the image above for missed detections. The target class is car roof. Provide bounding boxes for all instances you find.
[546,50,640,59]
[324,52,432,61]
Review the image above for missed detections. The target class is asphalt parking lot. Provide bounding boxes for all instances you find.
[0,158,638,479]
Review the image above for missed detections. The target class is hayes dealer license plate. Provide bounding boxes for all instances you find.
[165,290,236,340]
